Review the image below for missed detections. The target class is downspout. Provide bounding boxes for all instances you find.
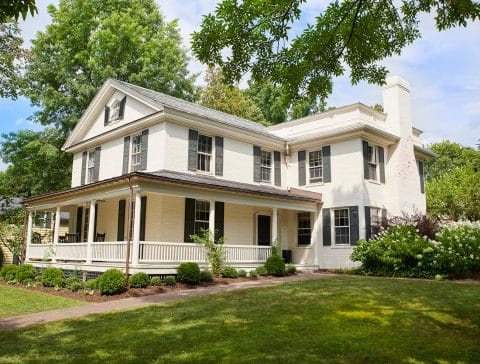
[124,175,134,285]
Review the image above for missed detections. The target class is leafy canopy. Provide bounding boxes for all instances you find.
[0,0,37,22]
[0,22,24,99]
[192,0,480,103]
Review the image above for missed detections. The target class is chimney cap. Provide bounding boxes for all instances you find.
[383,75,411,92]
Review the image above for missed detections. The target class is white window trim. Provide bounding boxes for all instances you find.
[196,133,214,175]
[194,200,210,235]
[129,133,142,172]
[255,211,272,246]
[307,148,324,185]
[260,149,272,184]
[297,212,312,246]
[332,208,350,246]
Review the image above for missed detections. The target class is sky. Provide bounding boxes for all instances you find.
[0,0,479,170]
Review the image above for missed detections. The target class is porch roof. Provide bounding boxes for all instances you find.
[24,170,322,207]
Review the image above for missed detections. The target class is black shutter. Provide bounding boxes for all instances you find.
[349,206,359,246]
[215,136,224,176]
[184,198,196,243]
[298,150,306,186]
[188,129,198,171]
[364,206,371,241]
[253,146,261,182]
[94,146,101,182]
[362,140,369,180]
[118,96,127,119]
[76,206,83,236]
[140,129,149,171]
[322,145,331,183]
[215,201,224,242]
[140,196,147,241]
[104,106,110,126]
[122,136,130,174]
[418,160,425,193]
[274,151,281,186]
[378,146,385,183]
[381,208,387,224]
[81,151,87,185]
[322,208,331,246]
[117,200,126,241]
[94,203,98,239]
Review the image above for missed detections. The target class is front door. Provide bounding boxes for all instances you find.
[257,215,271,246]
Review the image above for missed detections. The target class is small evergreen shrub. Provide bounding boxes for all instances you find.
[286,264,297,274]
[41,267,65,287]
[221,266,238,278]
[256,265,268,276]
[249,270,258,278]
[0,265,18,281]
[200,269,213,282]
[130,272,150,288]
[65,277,84,292]
[265,255,285,276]
[237,269,247,277]
[16,264,36,283]
[97,269,126,295]
[150,276,162,286]
[177,262,201,284]
[84,279,98,290]
[164,276,176,286]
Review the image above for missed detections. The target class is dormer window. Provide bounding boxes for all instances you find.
[104,96,126,126]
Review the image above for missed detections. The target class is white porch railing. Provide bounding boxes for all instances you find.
[27,241,272,265]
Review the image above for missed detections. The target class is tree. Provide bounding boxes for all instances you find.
[192,0,480,104]
[0,0,36,22]
[199,68,267,125]
[0,129,72,196]
[23,0,198,134]
[0,21,24,99]
[425,141,480,181]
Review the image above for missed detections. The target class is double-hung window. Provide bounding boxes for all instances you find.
[334,208,350,244]
[297,212,311,245]
[308,150,323,183]
[87,149,96,183]
[197,134,213,172]
[194,200,210,234]
[261,151,272,182]
[367,145,378,181]
[130,134,142,172]
[370,207,381,237]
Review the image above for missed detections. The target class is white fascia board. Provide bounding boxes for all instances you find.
[414,144,437,159]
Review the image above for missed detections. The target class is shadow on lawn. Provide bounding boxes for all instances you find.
[1,276,479,363]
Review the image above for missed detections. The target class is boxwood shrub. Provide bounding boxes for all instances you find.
[150,276,162,286]
[16,264,36,283]
[265,255,285,276]
[199,269,213,282]
[221,266,238,278]
[164,276,176,286]
[97,269,126,295]
[0,265,18,281]
[177,262,201,285]
[255,265,268,276]
[130,272,150,288]
[41,267,65,287]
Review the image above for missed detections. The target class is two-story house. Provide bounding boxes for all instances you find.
[24,76,435,274]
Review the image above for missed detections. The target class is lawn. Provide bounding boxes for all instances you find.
[0,285,84,319]
[0,276,479,363]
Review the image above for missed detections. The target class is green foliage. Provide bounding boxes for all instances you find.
[221,266,238,278]
[255,265,268,276]
[249,270,258,278]
[0,22,24,99]
[177,262,201,285]
[65,277,84,292]
[0,218,24,261]
[129,272,150,288]
[0,247,4,269]
[237,269,247,278]
[84,279,98,290]
[265,255,286,276]
[163,276,176,287]
[97,269,126,295]
[192,0,479,103]
[286,264,297,274]
[0,0,37,22]
[0,265,18,281]
[199,68,267,125]
[199,270,213,282]
[191,229,225,276]
[15,264,36,283]
[150,276,161,286]
[41,267,64,287]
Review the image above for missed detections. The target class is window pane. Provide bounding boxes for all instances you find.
[334,208,349,244]
[261,151,271,182]
[297,212,311,245]
[198,135,212,154]
[194,200,210,234]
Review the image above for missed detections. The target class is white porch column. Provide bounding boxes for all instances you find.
[86,200,96,264]
[25,211,33,262]
[312,207,321,267]
[272,207,278,245]
[52,206,62,262]
[209,200,215,239]
[132,192,142,266]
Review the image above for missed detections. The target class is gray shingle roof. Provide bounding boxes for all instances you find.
[110,79,283,140]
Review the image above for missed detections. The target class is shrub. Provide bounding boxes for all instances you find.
[249,270,258,278]
[255,265,268,276]
[150,276,162,286]
[130,272,150,288]
[84,278,98,290]
[221,266,238,278]
[164,276,176,286]
[237,269,247,277]
[0,265,18,281]
[191,229,225,276]
[265,255,285,276]
[286,264,297,274]
[0,248,4,269]
[65,277,84,292]
[200,269,213,282]
[16,264,36,283]
[97,269,126,295]
[177,262,201,285]
[41,267,65,287]
[23,278,35,287]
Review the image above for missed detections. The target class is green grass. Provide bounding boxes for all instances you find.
[0,285,84,319]
[1,276,479,363]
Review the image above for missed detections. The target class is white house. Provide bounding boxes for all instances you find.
[24,76,435,274]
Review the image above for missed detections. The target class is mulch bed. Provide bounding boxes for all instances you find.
[0,276,266,303]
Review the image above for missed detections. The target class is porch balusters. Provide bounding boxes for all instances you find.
[51,206,62,263]
[132,191,142,266]
[86,200,96,264]
[25,211,33,262]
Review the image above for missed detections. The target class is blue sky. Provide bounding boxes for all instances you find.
[1,0,479,169]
